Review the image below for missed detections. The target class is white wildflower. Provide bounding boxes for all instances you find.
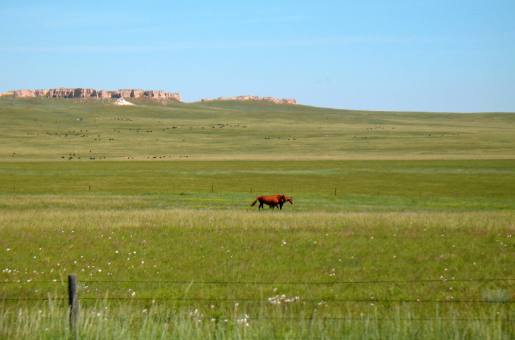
[268,294,300,305]
[189,309,203,322]
[237,314,250,327]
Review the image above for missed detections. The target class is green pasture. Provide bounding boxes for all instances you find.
[1,160,514,338]
[0,99,514,338]
[1,160,515,211]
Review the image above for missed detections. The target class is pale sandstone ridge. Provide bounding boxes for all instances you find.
[201,95,296,105]
[11,88,181,101]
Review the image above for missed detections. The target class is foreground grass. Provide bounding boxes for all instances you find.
[1,301,512,340]
[1,209,513,284]
[1,210,513,338]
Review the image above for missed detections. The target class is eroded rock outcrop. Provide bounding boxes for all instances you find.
[144,90,181,100]
[201,95,296,105]
[97,90,112,99]
[47,88,76,98]
[11,88,181,101]
[119,89,145,98]
[13,89,36,97]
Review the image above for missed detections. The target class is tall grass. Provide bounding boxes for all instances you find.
[0,300,512,339]
[1,209,513,338]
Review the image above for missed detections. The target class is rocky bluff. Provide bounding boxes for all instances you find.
[12,88,181,101]
[201,96,296,105]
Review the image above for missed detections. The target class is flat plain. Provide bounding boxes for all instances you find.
[0,98,514,339]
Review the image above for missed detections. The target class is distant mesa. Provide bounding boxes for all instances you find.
[0,91,14,97]
[8,88,181,101]
[201,95,296,105]
[3,89,297,105]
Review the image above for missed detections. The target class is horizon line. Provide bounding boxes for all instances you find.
[1,90,514,114]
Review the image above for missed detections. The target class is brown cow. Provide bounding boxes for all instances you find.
[250,194,293,210]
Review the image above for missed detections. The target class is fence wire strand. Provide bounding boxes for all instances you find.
[1,278,514,285]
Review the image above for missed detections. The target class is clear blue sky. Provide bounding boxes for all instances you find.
[1,0,514,112]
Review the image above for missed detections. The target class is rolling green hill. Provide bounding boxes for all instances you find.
[1,97,514,161]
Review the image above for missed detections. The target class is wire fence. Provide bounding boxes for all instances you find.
[1,276,513,330]
[2,277,514,285]
[1,297,513,304]
[1,277,513,304]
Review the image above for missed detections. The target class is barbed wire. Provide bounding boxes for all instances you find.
[2,278,512,307]
[1,297,513,304]
[252,317,510,322]
[1,278,514,285]
[0,299,509,322]
[82,278,515,285]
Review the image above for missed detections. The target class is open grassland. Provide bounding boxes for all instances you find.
[0,99,514,338]
[1,97,515,161]
[0,160,514,338]
[1,160,515,211]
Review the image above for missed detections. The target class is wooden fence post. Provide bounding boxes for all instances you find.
[68,274,79,340]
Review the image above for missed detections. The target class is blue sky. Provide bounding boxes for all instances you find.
[1,0,514,111]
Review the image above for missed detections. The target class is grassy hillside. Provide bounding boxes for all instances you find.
[1,97,514,161]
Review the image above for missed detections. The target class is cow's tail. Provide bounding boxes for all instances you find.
[250,199,258,207]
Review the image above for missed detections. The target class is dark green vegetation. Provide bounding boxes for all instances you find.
[1,97,515,160]
[1,160,515,211]
[0,99,514,338]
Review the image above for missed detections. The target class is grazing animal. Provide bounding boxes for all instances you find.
[278,196,293,210]
[250,194,294,210]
